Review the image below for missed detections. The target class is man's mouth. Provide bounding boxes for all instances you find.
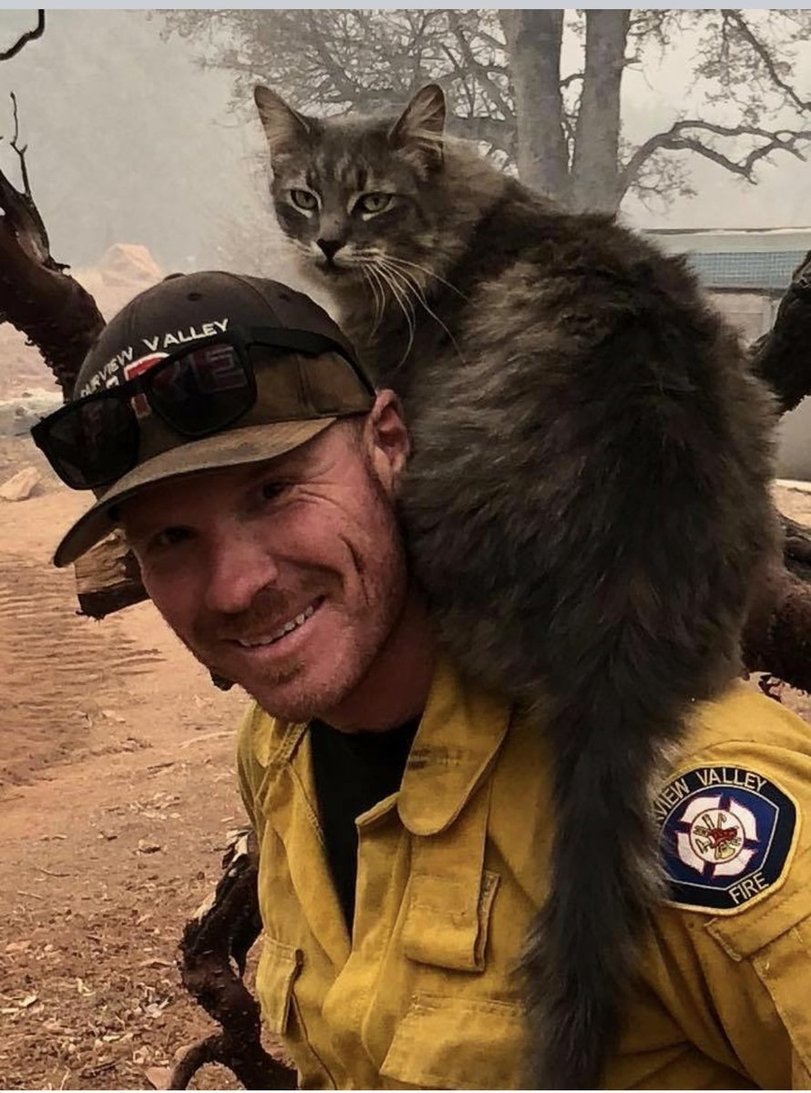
[234,598,323,648]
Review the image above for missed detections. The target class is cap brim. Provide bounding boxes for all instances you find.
[53,418,336,568]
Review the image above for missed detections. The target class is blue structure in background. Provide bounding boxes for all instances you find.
[684,251,805,291]
[644,228,810,294]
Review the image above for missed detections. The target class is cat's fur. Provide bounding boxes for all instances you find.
[255,83,778,1089]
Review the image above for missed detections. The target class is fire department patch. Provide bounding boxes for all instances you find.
[655,766,798,914]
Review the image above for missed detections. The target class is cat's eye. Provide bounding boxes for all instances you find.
[290,189,319,211]
[356,192,393,216]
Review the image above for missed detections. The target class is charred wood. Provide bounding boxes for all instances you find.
[0,95,104,395]
[750,249,811,414]
[169,830,296,1090]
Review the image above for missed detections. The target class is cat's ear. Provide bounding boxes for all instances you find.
[254,85,311,156]
[389,83,446,172]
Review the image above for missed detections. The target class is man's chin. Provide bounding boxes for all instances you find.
[248,658,371,725]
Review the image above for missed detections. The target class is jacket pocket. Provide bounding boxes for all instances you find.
[750,918,811,1082]
[401,869,500,973]
[379,992,523,1090]
[709,886,811,1085]
[256,934,303,1037]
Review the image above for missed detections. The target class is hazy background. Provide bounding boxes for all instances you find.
[0,8,808,279]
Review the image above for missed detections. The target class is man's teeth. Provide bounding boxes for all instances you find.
[238,604,316,648]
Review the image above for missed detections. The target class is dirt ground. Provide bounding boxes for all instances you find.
[0,431,254,1091]
[3,298,811,1088]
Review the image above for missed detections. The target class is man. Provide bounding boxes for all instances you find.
[36,271,811,1089]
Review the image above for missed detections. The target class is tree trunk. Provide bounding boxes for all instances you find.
[500,10,569,202]
[0,155,104,394]
[570,9,629,214]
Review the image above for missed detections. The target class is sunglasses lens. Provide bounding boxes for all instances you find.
[148,344,253,435]
[45,395,137,489]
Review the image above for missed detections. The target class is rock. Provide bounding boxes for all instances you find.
[144,1065,173,1090]
[0,466,41,501]
[137,840,163,855]
[5,940,31,953]
[0,387,63,436]
[98,243,162,287]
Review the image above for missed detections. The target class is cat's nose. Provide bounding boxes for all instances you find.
[317,238,343,261]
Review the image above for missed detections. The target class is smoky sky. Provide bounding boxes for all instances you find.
[0,8,808,277]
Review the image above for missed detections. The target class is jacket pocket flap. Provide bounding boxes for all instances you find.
[257,935,302,1036]
[402,870,500,973]
[380,991,523,1089]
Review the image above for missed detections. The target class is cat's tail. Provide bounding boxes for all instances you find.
[519,673,681,1089]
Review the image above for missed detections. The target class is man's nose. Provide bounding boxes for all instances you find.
[203,528,280,615]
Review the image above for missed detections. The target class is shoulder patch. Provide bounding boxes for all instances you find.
[655,765,798,915]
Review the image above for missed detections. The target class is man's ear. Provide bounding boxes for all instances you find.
[388,83,445,173]
[254,85,312,156]
[365,390,410,496]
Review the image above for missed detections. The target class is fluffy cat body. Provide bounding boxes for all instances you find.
[255,84,778,1088]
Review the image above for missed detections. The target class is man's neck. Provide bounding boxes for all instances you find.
[321,591,437,734]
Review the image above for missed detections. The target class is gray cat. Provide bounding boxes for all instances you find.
[254,82,778,1088]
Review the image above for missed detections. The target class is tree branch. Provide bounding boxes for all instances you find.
[8,92,32,199]
[449,12,512,121]
[0,98,105,395]
[721,9,811,112]
[302,12,361,106]
[559,72,584,91]
[0,9,44,62]
[620,118,811,196]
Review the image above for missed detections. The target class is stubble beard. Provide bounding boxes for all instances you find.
[248,504,409,725]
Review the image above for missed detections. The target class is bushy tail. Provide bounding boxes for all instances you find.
[520,680,679,1088]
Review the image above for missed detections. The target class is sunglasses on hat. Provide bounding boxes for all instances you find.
[31,327,375,491]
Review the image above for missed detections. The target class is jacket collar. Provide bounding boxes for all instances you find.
[397,656,511,836]
[251,655,512,837]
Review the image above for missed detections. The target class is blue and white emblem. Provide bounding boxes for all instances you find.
[655,766,797,914]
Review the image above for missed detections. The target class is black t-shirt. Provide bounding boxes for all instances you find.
[309,716,420,931]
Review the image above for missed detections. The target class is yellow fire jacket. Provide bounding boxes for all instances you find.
[236,659,811,1089]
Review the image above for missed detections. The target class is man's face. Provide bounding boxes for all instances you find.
[120,398,410,723]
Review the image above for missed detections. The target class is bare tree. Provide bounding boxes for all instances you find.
[0,13,105,392]
[161,8,811,215]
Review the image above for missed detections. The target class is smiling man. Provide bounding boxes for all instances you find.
[35,271,811,1090]
[119,399,431,731]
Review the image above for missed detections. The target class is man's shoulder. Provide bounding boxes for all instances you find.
[236,700,291,768]
[682,679,811,757]
[655,681,811,924]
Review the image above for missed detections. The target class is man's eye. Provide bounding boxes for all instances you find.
[356,192,393,215]
[290,189,318,211]
[260,481,287,502]
[152,527,191,549]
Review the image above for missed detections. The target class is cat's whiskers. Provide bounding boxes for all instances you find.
[373,262,416,369]
[350,251,392,339]
[376,257,465,365]
[380,254,469,302]
[359,264,386,339]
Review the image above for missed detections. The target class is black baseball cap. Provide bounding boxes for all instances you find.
[51,271,374,568]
